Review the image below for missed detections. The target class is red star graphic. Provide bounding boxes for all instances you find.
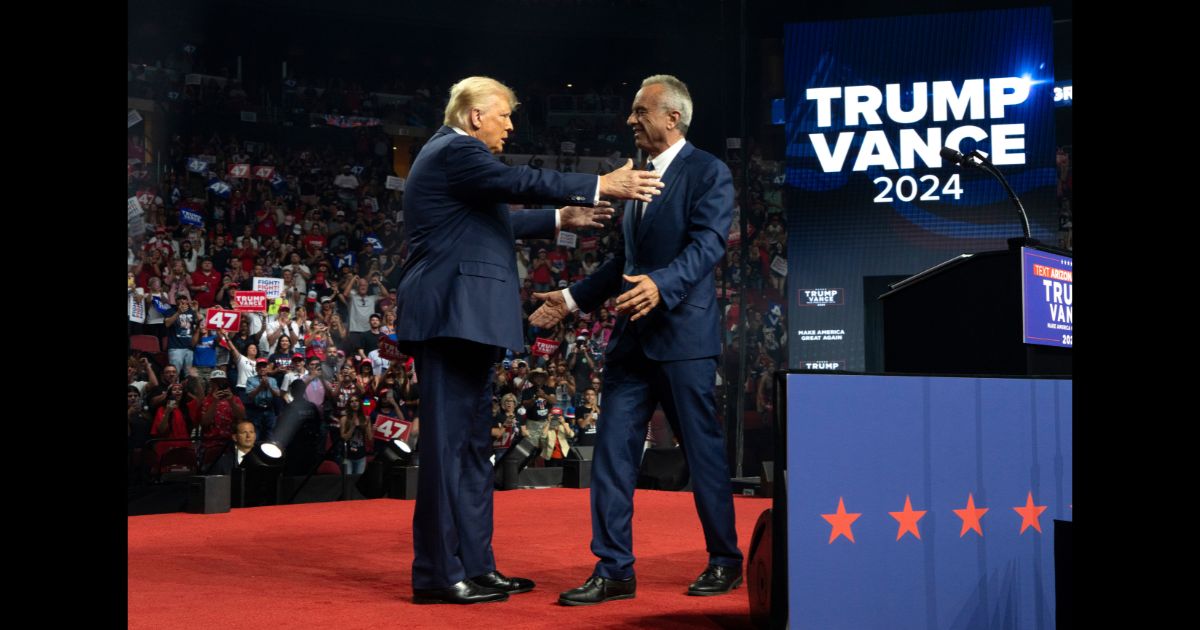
[888,495,927,541]
[1012,491,1048,534]
[952,493,988,537]
[821,497,861,544]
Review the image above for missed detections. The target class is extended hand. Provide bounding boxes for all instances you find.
[599,159,664,202]
[615,274,660,321]
[558,202,614,230]
[530,290,570,328]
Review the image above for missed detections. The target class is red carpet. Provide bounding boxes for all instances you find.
[128,488,769,629]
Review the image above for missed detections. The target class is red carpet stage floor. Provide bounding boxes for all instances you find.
[128,487,769,629]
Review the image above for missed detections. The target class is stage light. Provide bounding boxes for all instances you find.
[494,437,540,490]
[356,439,416,499]
[379,439,413,466]
[234,443,286,507]
[243,442,285,468]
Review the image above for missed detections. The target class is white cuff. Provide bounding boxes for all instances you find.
[554,208,561,230]
[592,177,602,205]
[562,288,580,313]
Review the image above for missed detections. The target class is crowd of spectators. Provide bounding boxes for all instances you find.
[129,43,639,157]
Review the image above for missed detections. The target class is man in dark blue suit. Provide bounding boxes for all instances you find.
[531,75,744,606]
[394,76,663,605]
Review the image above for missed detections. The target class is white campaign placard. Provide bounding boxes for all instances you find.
[557,231,578,248]
[770,256,788,276]
[253,276,285,299]
[127,196,144,220]
[385,176,405,191]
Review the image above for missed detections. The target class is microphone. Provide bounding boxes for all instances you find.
[940,145,1035,244]
[939,146,985,170]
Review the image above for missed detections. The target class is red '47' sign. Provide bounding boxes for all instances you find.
[373,415,413,442]
[205,309,242,331]
[233,291,268,312]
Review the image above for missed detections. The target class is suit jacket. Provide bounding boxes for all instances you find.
[210,446,244,476]
[395,126,598,352]
[570,142,733,361]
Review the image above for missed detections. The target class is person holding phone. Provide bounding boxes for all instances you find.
[193,370,246,451]
[151,380,190,472]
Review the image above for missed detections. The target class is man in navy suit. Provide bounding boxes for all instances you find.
[394,76,663,605]
[531,75,744,606]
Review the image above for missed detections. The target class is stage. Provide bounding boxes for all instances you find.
[128,487,768,629]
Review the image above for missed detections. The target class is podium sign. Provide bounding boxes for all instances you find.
[1021,247,1073,348]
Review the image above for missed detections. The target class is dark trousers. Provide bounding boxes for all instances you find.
[589,333,743,579]
[410,338,500,590]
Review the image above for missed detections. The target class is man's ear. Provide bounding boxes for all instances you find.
[667,110,682,130]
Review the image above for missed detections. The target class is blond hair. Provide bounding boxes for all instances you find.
[444,76,520,129]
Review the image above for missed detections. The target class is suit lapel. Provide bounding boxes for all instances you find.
[635,142,692,248]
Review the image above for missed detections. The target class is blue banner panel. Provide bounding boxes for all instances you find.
[1022,247,1072,347]
[783,8,1057,371]
[786,373,1072,630]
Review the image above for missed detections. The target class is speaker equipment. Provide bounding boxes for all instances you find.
[562,459,592,488]
[516,466,563,487]
[495,437,540,490]
[566,445,594,461]
[637,447,690,491]
[386,465,419,500]
[231,467,282,508]
[186,475,231,514]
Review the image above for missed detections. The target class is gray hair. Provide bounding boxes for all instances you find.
[641,74,693,135]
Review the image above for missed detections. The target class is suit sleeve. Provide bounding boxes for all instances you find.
[444,137,597,207]
[568,251,624,313]
[511,209,556,240]
[647,158,734,311]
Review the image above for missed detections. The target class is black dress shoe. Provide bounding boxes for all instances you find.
[687,564,743,596]
[558,575,637,606]
[470,570,535,594]
[413,579,509,605]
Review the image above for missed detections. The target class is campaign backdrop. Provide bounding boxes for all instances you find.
[783,8,1057,371]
